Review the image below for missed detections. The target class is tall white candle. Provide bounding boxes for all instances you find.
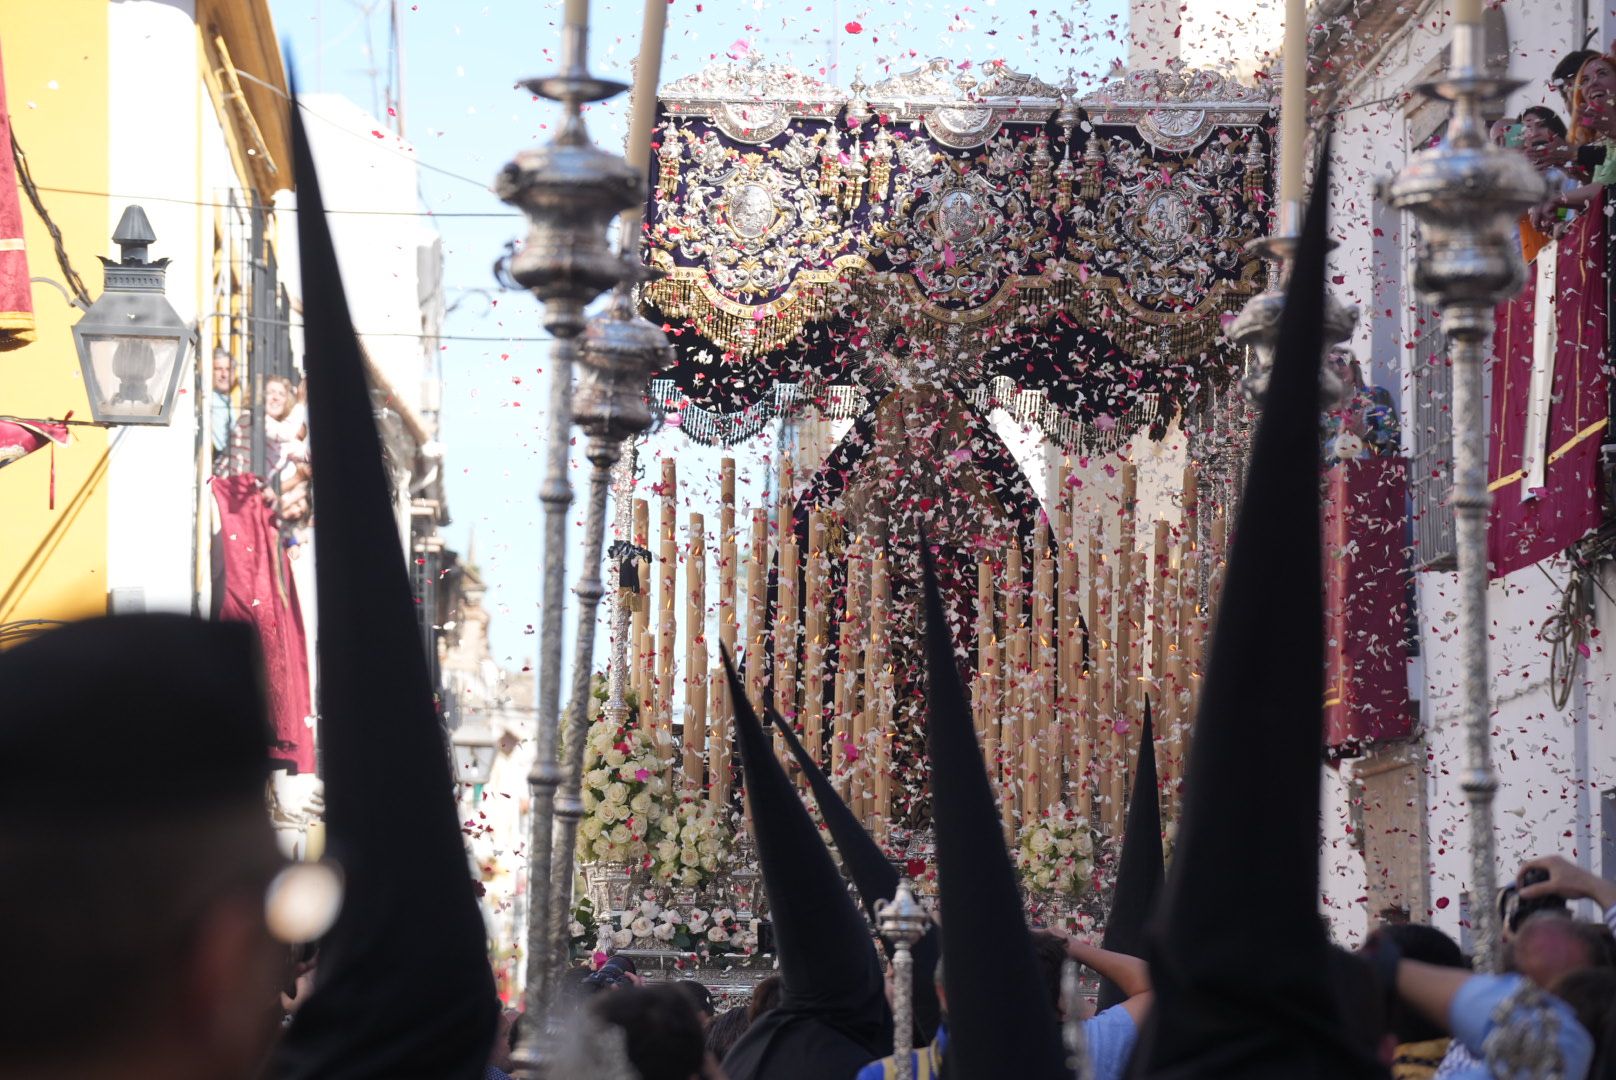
[626,0,668,173]
[621,0,669,245]
[1279,0,1308,206]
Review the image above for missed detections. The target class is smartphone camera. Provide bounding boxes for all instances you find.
[1505,123,1527,149]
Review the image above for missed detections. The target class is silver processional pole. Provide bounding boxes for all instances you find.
[876,879,931,1080]
[496,13,640,1075]
[1382,16,1544,973]
[551,282,672,982]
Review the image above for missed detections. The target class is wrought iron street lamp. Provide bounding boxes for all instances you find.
[450,719,499,787]
[496,8,640,1074]
[71,206,191,425]
[548,276,673,986]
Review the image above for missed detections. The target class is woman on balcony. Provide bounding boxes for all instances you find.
[1537,53,1616,228]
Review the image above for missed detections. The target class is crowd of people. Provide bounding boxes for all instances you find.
[1484,47,1616,251]
[212,347,313,527]
[522,852,1616,1080]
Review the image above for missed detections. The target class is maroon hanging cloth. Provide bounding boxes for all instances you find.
[0,42,35,352]
[211,473,314,774]
[1488,191,1608,578]
[1322,458,1414,758]
[0,418,67,468]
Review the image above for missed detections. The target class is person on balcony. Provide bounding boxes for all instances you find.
[1537,54,1616,228]
[265,375,312,524]
[212,347,236,459]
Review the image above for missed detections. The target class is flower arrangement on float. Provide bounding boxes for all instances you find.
[578,686,665,867]
[1014,802,1096,896]
[568,895,602,962]
[603,898,759,962]
[648,793,731,887]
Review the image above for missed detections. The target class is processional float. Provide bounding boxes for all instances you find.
[490,0,1542,1069]
[628,55,1278,844]
[496,14,1286,1069]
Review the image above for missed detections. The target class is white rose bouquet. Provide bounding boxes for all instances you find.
[608,897,755,960]
[579,680,665,869]
[1015,802,1096,897]
[567,896,601,963]
[647,795,731,888]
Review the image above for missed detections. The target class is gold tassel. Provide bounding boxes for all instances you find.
[819,131,842,200]
[868,129,894,203]
[1054,152,1076,214]
[838,138,866,212]
[1243,136,1266,207]
[1028,131,1053,205]
[1081,135,1104,202]
[658,127,682,199]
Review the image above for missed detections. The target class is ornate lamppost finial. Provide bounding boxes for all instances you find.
[877,880,931,1080]
[1379,11,1546,975]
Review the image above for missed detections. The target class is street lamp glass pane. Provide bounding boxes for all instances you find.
[83,334,181,420]
[454,741,498,786]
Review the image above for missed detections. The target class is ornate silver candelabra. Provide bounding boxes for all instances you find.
[876,879,930,1080]
[1381,18,1545,973]
[1225,197,1357,406]
[552,277,673,985]
[496,19,641,1077]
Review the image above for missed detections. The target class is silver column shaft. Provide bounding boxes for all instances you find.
[520,320,578,1028]
[549,435,623,981]
[1448,313,1500,971]
[890,941,915,1080]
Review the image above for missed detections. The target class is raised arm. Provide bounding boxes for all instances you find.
[1518,854,1616,911]
[1066,939,1150,1001]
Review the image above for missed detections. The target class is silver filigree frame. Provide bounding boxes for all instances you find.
[1080,68,1273,152]
[659,55,846,143]
[658,56,1273,154]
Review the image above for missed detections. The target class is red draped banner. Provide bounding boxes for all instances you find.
[1488,192,1608,578]
[211,474,315,774]
[1323,457,1414,757]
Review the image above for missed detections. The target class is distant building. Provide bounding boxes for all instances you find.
[440,542,538,1003]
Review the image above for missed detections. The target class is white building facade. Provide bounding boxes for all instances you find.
[1131,0,1616,947]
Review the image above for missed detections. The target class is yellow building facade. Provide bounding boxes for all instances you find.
[0,0,292,634]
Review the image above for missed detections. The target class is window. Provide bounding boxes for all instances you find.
[213,195,304,520]
[1409,296,1456,569]
[1405,99,1456,570]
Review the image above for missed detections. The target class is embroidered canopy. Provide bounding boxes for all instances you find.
[641,58,1275,449]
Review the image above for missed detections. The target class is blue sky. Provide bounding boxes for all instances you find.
[271,0,1128,673]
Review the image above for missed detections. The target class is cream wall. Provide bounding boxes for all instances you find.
[104,0,206,616]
